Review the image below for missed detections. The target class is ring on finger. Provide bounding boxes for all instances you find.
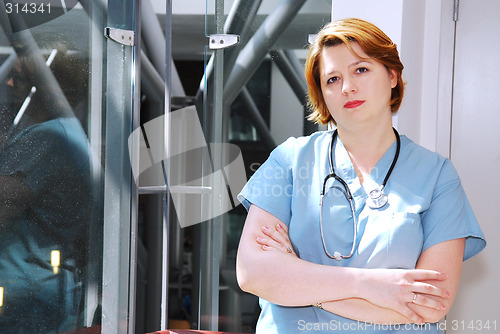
[412,293,418,304]
[286,247,292,254]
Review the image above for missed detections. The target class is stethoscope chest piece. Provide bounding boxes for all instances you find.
[367,188,388,209]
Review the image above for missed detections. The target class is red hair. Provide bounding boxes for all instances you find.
[305,18,405,125]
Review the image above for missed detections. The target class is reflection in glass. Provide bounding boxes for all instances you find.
[0,12,96,333]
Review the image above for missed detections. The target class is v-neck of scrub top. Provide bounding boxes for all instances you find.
[331,133,399,213]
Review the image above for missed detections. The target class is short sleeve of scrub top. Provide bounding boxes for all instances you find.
[419,159,484,260]
[238,136,296,225]
[237,132,486,334]
[387,139,486,263]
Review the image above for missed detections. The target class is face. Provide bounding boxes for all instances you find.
[319,42,397,132]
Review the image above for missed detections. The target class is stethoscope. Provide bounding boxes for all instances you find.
[319,128,400,260]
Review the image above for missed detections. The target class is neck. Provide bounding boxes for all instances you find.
[336,123,396,183]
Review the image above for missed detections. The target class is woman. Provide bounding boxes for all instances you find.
[236,18,485,333]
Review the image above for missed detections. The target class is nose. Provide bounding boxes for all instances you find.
[341,76,357,95]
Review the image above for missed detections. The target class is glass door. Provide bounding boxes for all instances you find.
[192,0,330,332]
[162,0,330,332]
[0,0,139,333]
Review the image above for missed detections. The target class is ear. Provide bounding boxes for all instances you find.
[389,69,398,89]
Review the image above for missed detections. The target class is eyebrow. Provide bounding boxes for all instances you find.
[323,59,371,78]
[349,59,370,68]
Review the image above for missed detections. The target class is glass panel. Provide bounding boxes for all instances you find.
[134,1,170,333]
[166,0,330,332]
[164,0,212,332]
[0,0,138,333]
[0,2,99,332]
[200,0,331,333]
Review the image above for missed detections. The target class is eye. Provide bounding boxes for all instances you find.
[327,76,340,84]
[356,67,368,74]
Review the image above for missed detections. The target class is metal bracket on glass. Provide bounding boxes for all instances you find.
[308,34,317,44]
[104,27,135,46]
[208,34,239,50]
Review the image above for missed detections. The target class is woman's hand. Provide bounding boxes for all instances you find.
[256,222,450,324]
[356,268,449,323]
[256,222,297,257]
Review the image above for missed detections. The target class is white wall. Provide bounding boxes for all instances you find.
[443,0,500,330]
[331,0,442,150]
[332,0,404,45]
[398,0,425,143]
[331,3,497,333]
[417,0,445,152]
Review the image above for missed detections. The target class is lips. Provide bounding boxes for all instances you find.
[344,100,365,109]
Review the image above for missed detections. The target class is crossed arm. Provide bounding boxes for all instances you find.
[236,204,465,325]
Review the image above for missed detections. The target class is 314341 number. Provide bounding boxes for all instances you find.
[5,2,51,14]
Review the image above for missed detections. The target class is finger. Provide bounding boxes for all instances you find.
[399,305,424,325]
[261,226,295,255]
[275,222,289,234]
[410,269,447,281]
[256,236,283,250]
[257,236,292,254]
[261,245,284,253]
[262,226,290,247]
[275,225,295,254]
[410,293,447,311]
[412,282,450,299]
[256,236,271,246]
[275,223,293,246]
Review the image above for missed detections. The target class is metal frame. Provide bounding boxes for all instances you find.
[77,2,140,332]
[222,0,263,81]
[161,0,173,330]
[223,0,307,106]
[86,0,105,328]
[193,1,226,330]
[100,0,140,332]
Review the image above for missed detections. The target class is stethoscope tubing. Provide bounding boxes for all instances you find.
[320,183,357,260]
[319,128,400,260]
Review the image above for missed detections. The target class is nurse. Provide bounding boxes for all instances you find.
[236,18,486,333]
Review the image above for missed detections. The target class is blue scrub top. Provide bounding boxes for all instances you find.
[0,117,92,332]
[238,130,486,334]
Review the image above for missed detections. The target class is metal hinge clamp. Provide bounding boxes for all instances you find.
[105,27,135,46]
[308,34,317,44]
[208,34,239,50]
